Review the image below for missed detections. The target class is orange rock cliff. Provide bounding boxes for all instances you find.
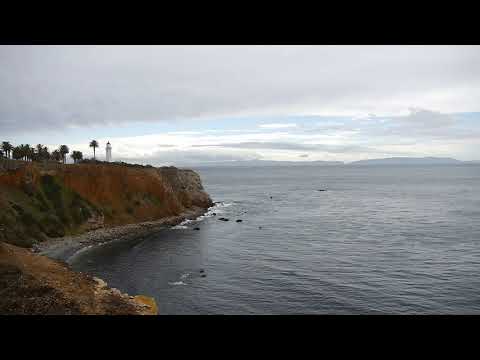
[0,160,213,247]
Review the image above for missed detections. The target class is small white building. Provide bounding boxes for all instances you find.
[106,141,112,162]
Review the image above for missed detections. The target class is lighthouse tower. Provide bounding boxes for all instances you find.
[106,141,112,162]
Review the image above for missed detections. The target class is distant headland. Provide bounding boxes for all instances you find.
[192,157,480,168]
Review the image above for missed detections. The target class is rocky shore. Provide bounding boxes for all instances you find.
[34,205,209,262]
[0,205,213,315]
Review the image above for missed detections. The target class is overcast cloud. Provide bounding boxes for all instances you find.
[1,45,479,163]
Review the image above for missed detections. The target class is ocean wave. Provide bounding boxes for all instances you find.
[172,201,234,229]
[172,225,189,230]
[169,281,187,286]
[65,244,94,261]
[202,201,233,216]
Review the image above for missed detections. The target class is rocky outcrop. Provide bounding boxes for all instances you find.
[0,242,157,315]
[0,161,213,247]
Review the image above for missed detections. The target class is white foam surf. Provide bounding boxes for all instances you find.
[171,201,234,229]
[169,281,187,286]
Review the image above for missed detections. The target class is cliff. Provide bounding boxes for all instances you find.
[0,161,213,247]
[0,160,213,315]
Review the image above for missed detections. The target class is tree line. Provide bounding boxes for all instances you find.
[1,140,100,164]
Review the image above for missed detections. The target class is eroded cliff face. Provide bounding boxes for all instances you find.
[0,161,213,247]
[57,164,212,225]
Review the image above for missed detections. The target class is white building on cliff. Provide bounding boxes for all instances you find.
[106,141,112,162]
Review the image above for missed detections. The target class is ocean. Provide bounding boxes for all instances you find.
[69,164,480,314]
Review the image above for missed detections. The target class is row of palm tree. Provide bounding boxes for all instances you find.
[2,142,99,164]
[2,140,101,163]
[0,142,68,163]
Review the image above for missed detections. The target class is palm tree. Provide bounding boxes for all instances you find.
[17,144,28,161]
[41,146,49,161]
[12,146,23,160]
[28,146,35,161]
[51,150,62,163]
[18,144,33,161]
[2,142,13,159]
[71,151,83,164]
[34,144,50,162]
[89,140,99,160]
[0,149,4,158]
[59,145,69,164]
[35,144,43,161]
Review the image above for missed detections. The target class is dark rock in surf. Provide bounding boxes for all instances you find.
[218,217,229,221]
[236,219,242,223]
[193,227,200,230]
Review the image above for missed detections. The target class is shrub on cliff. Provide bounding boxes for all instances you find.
[70,151,83,164]
[0,174,101,247]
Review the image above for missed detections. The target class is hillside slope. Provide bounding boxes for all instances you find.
[0,241,157,315]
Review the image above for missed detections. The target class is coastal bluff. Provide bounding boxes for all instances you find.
[0,160,213,315]
[0,160,213,247]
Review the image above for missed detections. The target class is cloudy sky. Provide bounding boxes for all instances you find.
[1,45,479,165]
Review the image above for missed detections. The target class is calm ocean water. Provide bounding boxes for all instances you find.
[69,165,480,314]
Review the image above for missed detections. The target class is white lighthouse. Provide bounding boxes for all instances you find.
[106,141,112,162]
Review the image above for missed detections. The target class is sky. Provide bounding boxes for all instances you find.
[1,45,479,165]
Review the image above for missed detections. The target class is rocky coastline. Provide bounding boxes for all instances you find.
[0,161,213,315]
[34,205,209,262]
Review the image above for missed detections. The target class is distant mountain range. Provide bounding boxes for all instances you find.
[191,157,480,167]
[349,157,466,165]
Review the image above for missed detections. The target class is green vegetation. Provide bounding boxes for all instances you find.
[0,174,101,247]
[51,149,62,162]
[11,144,34,161]
[1,140,89,165]
[1,141,13,159]
[34,144,50,161]
[71,151,83,163]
